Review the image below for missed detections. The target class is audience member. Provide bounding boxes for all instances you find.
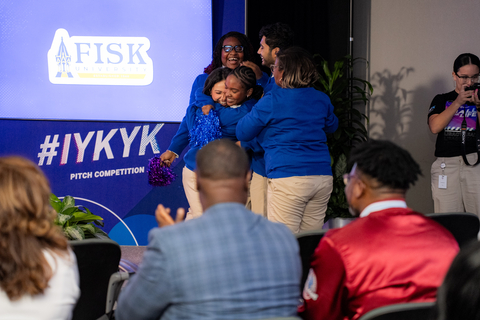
[237,46,338,233]
[301,139,460,320]
[0,156,80,320]
[436,241,480,320]
[117,139,301,320]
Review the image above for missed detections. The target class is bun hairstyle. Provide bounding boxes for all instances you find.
[453,53,480,73]
[228,66,263,100]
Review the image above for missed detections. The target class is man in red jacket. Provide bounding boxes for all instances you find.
[301,139,459,320]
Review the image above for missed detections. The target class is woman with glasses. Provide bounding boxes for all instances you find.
[428,53,480,215]
[188,31,256,105]
[236,47,338,233]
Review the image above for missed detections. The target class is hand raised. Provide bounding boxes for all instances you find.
[155,204,186,228]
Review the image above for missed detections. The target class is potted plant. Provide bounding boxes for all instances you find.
[314,55,373,221]
[50,194,109,240]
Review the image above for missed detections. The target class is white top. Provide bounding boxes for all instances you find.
[0,249,80,320]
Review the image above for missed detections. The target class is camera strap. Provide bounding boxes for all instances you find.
[461,104,480,166]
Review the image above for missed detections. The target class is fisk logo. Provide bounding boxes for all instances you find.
[47,28,153,85]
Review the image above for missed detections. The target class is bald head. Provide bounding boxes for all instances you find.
[196,139,250,180]
[195,139,251,210]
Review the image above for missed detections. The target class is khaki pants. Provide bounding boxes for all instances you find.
[267,175,333,234]
[250,172,268,217]
[182,166,203,220]
[431,153,480,217]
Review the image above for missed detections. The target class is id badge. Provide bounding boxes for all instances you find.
[439,175,447,189]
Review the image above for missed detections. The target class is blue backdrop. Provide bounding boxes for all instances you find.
[0,0,245,245]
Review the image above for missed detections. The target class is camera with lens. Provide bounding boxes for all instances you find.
[465,83,480,98]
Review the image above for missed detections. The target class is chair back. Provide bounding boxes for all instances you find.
[296,229,327,288]
[426,212,479,247]
[70,239,121,320]
[358,301,435,320]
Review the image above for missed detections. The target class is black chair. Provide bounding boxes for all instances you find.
[295,229,327,289]
[358,302,435,320]
[426,212,479,247]
[70,239,128,320]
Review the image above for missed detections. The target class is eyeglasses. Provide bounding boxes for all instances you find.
[343,163,358,185]
[222,45,244,53]
[270,64,279,73]
[343,173,354,186]
[456,73,480,82]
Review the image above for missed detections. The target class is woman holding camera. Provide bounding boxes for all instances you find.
[428,53,480,215]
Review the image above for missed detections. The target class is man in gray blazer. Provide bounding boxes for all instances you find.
[116,139,301,320]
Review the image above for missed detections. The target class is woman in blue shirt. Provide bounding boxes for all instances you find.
[237,47,338,233]
[161,67,262,220]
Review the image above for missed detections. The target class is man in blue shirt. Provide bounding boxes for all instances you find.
[116,139,301,320]
[242,22,294,92]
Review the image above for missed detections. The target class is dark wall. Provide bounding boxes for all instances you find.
[246,0,351,65]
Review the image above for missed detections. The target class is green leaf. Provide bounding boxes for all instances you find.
[62,196,75,209]
[79,223,97,235]
[70,212,104,223]
[60,206,80,216]
[50,194,63,213]
[56,213,73,226]
[93,219,105,227]
[64,225,85,240]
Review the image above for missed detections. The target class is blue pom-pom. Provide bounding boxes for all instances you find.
[189,110,222,148]
[148,157,176,187]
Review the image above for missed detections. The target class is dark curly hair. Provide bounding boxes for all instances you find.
[229,66,263,100]
[204,32,256,75]
[348,139,422,190]
[436,241,480,320]
[259,22,294,51]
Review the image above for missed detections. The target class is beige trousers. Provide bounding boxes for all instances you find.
[182,166,203,220]
[267,175,333,234]
[250,172,268,217]
[431,153,480,217]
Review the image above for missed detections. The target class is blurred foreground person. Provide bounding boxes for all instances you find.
[117,139,301,320]
[436,241,480,320]
[0,156,79,320]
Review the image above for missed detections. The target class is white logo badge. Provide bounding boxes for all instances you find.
[47,28,153,85]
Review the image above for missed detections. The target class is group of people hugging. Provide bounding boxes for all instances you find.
[160,23,338,234]
[3,22,480,320]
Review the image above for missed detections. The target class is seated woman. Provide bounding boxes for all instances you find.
[237,46,339,233]
[0,156,80,320]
